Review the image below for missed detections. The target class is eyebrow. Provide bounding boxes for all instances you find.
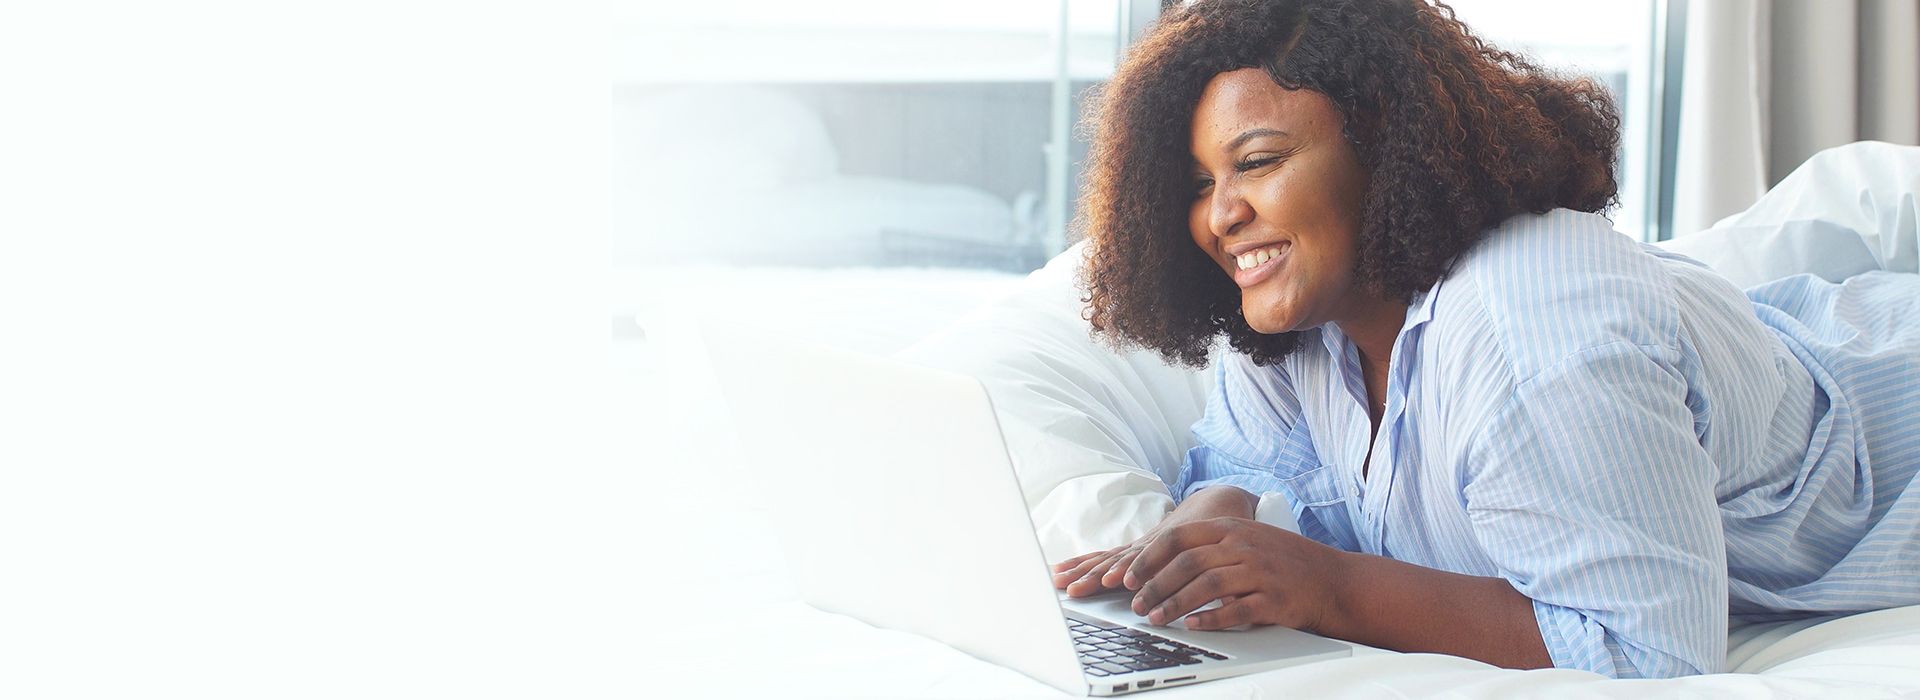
[1226,127,1287,152]
[1194,128,1290,169]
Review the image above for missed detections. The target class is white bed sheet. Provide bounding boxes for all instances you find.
[636,472,1920,699]
[625,263,1920,699]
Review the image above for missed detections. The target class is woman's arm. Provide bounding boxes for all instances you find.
[1121,517,1552,670]
[1319,549,1552,669]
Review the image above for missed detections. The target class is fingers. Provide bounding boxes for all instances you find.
[1128,556,1251,629]
[1083,547,1147,596]
[1067,553,1122,596]
[1182,592,1265,631]
[1059,545,1140,596]
[1142,564,1254,626]
[1125,518,1232,590]
[1053,550,1117,591]
[1051,550,1105,574]
[1129,544,1233,617]
[1098,548,1143,589]
[1051,553,1106,585]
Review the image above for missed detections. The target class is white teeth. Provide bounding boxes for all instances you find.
[1235,246,1282,269]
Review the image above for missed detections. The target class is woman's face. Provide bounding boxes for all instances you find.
[1188,68,1369,335]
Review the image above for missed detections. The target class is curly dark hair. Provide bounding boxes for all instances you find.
[1075,0,1621,369]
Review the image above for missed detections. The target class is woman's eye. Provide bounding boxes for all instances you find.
[1235,156,1280,172]
[1194,154,1282,197]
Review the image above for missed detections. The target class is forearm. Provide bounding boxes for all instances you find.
[1319,551,1553,670]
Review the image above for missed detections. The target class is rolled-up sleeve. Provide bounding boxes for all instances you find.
[1168,352,1315,505]
[1171,442,1289,503]
[1462,341,1728,678]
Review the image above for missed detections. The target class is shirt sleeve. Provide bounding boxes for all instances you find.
[1169,352,1314,505]
[1461,341,1728,678]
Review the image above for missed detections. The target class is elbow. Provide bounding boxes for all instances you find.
[1533,599,1721,679]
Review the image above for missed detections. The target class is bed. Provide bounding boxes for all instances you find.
[624,141,1920,697]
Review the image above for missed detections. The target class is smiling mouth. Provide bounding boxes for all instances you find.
[1231,244,1288,288]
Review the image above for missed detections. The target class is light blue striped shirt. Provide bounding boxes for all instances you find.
[1172,208,1920,678]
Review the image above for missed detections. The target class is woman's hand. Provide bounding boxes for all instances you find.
[1049,486,1256,597]
[1122,516,1344,632]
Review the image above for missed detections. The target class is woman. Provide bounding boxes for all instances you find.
[1051,0,1920,679]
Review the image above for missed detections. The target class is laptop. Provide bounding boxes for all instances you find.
[699,322,1351,696]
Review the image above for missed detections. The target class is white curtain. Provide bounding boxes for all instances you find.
[1671,0,1920,238]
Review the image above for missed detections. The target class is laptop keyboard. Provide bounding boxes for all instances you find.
[1067,617,1229,677]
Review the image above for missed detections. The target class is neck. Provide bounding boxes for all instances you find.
[1333,294,1407,370]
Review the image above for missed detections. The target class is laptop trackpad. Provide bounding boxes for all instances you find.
[1058,588,1236,630]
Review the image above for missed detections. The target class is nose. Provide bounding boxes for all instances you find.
[1206,181,1253,239]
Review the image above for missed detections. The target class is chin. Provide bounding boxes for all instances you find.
[1241,290,1298,334]
[1244,302,1313,334]
[1243,314,1289,335]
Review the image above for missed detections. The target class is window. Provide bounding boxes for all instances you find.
[1440,0,1667,242]
[615,0,1132,273]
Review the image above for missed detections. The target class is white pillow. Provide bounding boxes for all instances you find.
[612,85,1023,268]
[892,239,1216,562]
[1656,140,1920,287]
[617,85,839,193]
[627,176,1019,268]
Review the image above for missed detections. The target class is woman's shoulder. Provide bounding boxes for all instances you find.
[1430,208,1681,381]
[1455,208,1641,274]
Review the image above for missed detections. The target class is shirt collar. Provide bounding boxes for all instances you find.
[1404,283,1439,331]
[1316,276,1444,360]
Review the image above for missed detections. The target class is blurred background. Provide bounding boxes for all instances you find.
[613,0,1676,360]
[615,0,1656,275]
